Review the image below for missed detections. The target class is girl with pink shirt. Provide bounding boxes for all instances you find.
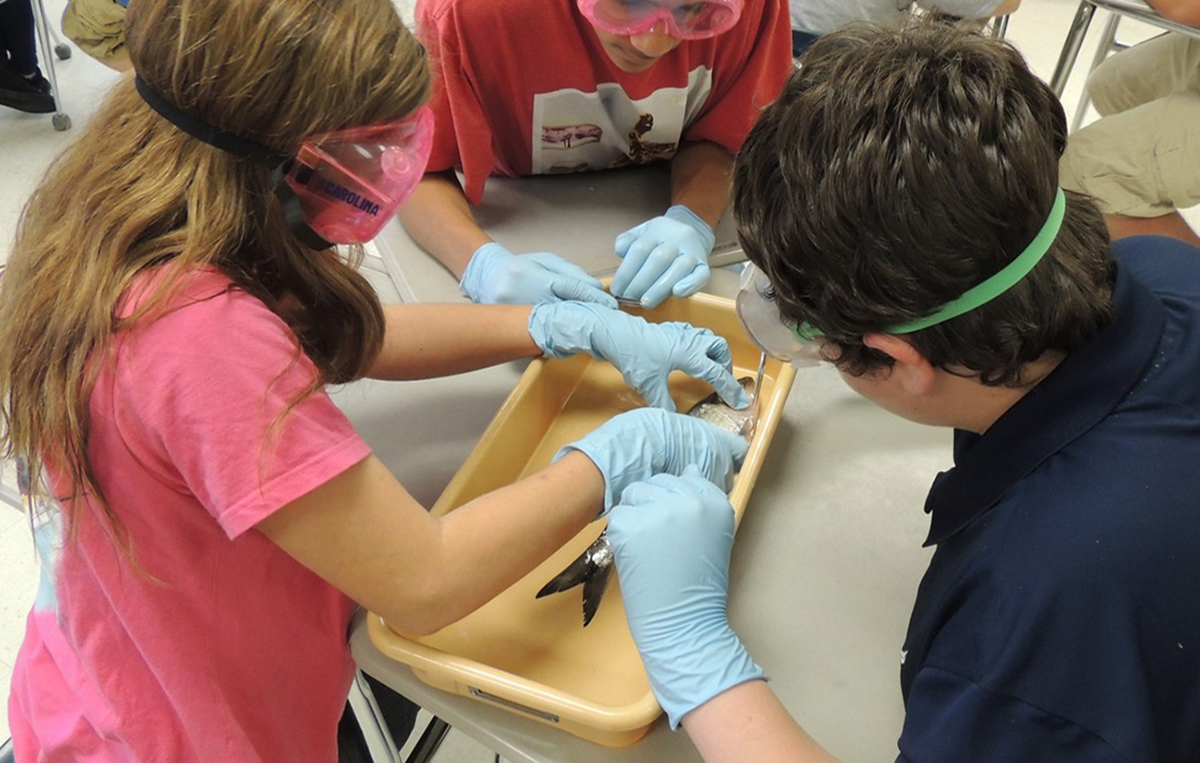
[0,1,749,760]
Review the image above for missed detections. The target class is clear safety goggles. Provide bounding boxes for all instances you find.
[735,188,1068,369]
[284,106,434,245]
[577,0,743,40]
[735,263,826,368]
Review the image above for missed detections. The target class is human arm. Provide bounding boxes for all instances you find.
[607,471,837,761]
[366,302,539,380]
[257,450,604,635]
[612,471,1136,763]
[397,172,615,306]
[1146,0,1200,26]
[258,412,746,635]
[670,140,735,233]
[396,171,492,280]
[685,681,839,763]
[608,0,790,307]
[609,142,733,308]
[129,285,740,633]
[402,7,613,305]
[398,3,496,281]
[369,300,750,411]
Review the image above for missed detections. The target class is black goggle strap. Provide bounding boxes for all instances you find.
[267,161,336,250]
[134,76,334,250]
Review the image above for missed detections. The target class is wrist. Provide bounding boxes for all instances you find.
[459,242,509,302]
[552,450,607,520]
[527,301,605,360]
[527,301,566,358]
[640,617,764,729]
[551,442,617,514]
[665,205,716,252]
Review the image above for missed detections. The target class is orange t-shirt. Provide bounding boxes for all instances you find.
[417,0,793,203]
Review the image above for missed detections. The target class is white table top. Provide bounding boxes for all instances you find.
[372,166,747,304]
[339,169,951,761]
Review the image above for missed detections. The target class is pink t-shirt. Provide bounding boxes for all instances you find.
[8,269,372,762]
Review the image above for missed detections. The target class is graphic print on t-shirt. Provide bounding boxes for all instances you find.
[530,67,714,175]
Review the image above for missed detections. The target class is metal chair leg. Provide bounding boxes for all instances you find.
[404,717,450,763]
[42,9,71,59]
[990,14,1010,40]
[29,0,71,130]
[1070,11,1122,132]
[1050,0,1097,97]
[347,671,404,762]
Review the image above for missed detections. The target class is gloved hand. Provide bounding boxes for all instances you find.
[607,466,765,728]
[460,242,618,308]
[610,205,715,309]
[529,301,749,412]
[554,408,748,513]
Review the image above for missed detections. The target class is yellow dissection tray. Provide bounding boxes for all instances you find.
[367,292,797,747]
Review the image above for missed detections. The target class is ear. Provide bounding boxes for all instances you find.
[862,334,936,395]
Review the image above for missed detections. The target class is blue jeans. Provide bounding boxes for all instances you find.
[0,0,38,74]
[792,29,819,59]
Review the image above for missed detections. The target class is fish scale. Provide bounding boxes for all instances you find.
[535,374,760,626]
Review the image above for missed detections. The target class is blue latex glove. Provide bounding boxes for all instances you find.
[607,466,765,729]
[554,409,748,513]
[528,301,750,412]
[611,205,715,309]
[460,242,618,308]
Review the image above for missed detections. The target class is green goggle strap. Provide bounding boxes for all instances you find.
[795,187,1067,341]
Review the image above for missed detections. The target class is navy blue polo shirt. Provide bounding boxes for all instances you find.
[897,236,1200,762]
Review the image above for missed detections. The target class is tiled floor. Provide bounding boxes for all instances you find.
[1,0,1197,758]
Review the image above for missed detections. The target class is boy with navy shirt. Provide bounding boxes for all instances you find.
[599,22,1200,761]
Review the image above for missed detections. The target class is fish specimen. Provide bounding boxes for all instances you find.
[536,375,759,626]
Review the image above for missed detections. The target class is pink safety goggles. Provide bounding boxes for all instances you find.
[578,0,742,40]
[283,105,434,245]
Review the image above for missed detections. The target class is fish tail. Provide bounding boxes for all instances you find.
[536,547,597,598]
[581,562,613,627]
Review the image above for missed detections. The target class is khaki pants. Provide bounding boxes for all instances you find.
[61,0,128,69]
[1059,33,1200,217]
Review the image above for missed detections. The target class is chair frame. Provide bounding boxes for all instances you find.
[1049,0,1200,131]
[348,670,453,763]
[28,0,71,130]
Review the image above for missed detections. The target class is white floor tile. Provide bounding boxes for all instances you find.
[0,458,26,531]
[394,0,416,26]
[0,507,26,541]
[0,663,11,744]
[0,522,37,672]
[0,512,23,537]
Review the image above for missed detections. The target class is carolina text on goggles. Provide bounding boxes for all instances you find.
[577,0,743,40]
[737,188,1068,367]
[134,76,433,248]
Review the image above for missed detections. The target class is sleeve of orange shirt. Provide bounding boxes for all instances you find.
[683,0,793,154]
[1146,0,1200,26]
[416,0,496,204]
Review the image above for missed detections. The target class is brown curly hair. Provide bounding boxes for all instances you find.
[733,22,1114,387]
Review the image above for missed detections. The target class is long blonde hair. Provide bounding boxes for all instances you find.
[0,0,430,549]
